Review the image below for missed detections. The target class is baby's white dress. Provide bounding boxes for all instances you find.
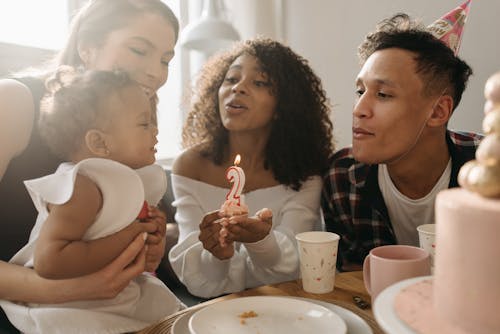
[0,158,183,334]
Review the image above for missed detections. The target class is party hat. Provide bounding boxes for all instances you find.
[427,0,472,55]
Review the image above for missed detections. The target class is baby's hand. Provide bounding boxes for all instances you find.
[143,206,167,272]
[145,206,167,242]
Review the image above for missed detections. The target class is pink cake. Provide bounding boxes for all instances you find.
[434,189,500,333]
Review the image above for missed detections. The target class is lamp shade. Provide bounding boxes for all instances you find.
[180,0,240,54]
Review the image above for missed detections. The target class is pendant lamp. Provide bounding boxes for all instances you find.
[180,0,240,54]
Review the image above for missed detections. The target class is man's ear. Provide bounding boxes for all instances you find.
[85,130,109,157]
[428,95,454,127]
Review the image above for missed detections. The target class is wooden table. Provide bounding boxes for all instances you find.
[138,271,382,333]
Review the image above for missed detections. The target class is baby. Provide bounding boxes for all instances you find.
[0,67,183,334]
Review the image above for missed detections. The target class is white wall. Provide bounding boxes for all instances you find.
[228,0,500,149]
[226,0,284,40]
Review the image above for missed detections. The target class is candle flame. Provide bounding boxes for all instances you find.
[234,154,241,166]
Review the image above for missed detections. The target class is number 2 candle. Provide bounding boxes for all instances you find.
[225,154,245,206]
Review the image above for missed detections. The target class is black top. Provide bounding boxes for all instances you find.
[0,77,62,262]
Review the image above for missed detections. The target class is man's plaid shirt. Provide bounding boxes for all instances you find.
[321,130,482,270]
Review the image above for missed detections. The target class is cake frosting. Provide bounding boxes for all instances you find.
[434,189,500,333]
[219,198,249,217]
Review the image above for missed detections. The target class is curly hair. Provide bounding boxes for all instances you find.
[358,13,472,110]
[182,38,334,190]
[39,66,139,161]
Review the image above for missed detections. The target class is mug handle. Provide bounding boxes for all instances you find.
[363,254,372,295]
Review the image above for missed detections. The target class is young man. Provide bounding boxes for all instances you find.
[322,12,483,271]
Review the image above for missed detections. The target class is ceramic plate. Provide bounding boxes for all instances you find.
[187,296,347,334]
[373,276,432,334]
[172,297,372,334]
[298,298,373,334]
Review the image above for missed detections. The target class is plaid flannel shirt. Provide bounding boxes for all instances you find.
[321,130,482,270]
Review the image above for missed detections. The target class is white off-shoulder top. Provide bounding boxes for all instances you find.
[168,174,323,298]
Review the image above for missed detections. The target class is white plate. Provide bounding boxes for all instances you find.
[373,276,432,334]
[187,296,347,334]
[172,296,371,334]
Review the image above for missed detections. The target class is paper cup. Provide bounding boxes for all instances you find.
[417,224,436,273]
[295,231,339,294]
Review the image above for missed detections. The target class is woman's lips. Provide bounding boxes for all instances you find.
[225,102,248,114]
[352,127,374,139]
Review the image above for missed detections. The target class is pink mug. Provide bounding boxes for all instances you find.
[363,245,431,302]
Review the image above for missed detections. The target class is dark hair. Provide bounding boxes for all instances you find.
[182,38,335,190]
[57,0,179,67]
[358,13,472,110]
[39,66,139,160]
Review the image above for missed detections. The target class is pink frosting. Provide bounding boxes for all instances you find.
[219,199,249,216]
[434,188,500,333]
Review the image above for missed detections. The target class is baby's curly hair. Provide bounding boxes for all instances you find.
[358,13,472,111]
[39,66,139,160]
[182,38,334,190]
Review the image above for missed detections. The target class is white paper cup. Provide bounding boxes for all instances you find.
[295,231,339,294]
[417,224,436,273]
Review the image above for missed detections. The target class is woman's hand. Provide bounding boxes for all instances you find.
[143,206,167,272]
[199,211,235,260]
[83,232,148,300]
[4,232,149,304]
[222,208,273,244]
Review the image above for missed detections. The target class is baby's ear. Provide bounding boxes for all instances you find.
[85,129,109,157]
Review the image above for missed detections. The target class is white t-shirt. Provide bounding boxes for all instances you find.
[378,159,451,246]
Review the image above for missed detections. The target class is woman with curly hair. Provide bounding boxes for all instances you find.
[169,38,335,298]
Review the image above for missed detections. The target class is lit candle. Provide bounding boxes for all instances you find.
[225,154,245,206]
